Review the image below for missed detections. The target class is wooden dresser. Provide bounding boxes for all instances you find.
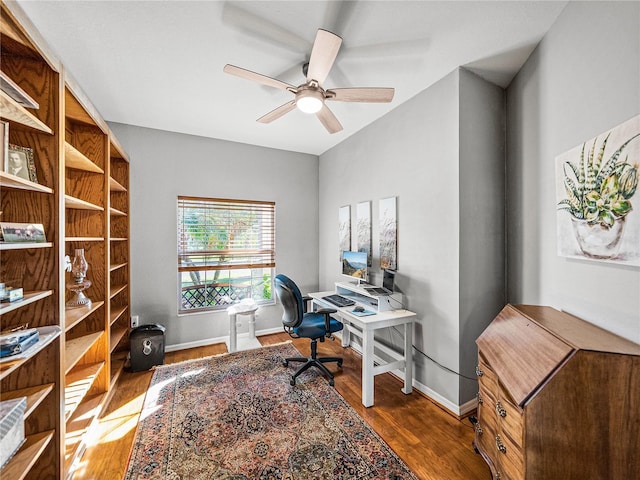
[473,304,640,480]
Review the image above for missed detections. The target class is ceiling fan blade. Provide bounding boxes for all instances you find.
[316,104,343,134]
[257,100,297,124]
[224,64,295,92]
[342,38,430,59]
[222,3,311,54]
[306,29,342,85]
[323,0,359,36]
[326,87,395,103]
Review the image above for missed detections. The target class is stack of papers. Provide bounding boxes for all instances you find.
[0,328,39,358]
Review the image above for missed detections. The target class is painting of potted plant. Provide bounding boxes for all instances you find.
[556,115,639,265]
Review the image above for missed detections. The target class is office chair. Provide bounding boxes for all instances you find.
[274,274,343,386]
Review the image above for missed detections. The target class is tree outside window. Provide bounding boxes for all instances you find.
[177,196,275,313]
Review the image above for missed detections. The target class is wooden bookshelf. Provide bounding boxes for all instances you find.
[1,3,131,477]
[0,89,52,134]
[0,290,53,315]
[1,431,55,480]
[65,301,105,332]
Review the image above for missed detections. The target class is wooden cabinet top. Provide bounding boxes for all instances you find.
[477,304,640,406]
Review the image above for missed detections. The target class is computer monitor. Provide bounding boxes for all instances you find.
[342,250,368,284]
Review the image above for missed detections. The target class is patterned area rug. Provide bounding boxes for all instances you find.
[125,342,418,479]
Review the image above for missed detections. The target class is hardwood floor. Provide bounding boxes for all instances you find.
[73,333,490,480]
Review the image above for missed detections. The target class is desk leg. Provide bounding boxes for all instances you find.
[402,321,413,395]
[341,322,350,347]
[362,328,375,407]
[248,313,256,339]
[229,313,237,353]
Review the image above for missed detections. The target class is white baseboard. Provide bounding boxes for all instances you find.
[344,333,476,417]
[165,328,477,417]
[411,378,477,417]
[164,326,283,353]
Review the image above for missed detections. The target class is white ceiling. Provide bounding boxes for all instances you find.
[17,0,567,155]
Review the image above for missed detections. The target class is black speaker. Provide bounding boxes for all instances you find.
[130,323,166,372]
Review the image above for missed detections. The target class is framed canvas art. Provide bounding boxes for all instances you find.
[379,197,397,270]
[357,201,372,267]
[338,205,351,261]
[556,114,639,266]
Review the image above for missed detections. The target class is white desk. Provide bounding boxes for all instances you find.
[308,285,416,407]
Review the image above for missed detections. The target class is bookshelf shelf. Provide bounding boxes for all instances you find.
[1,3,130,476]
[0,89,52,134]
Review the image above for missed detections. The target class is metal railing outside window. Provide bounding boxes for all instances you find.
[177,196,275,313]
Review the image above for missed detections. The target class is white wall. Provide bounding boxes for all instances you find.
[108,123,319,347]
[506,1,640,343]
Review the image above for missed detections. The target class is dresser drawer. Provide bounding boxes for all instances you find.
[495,431,524,480]
[478,384,497,427]
[475,409,497,458]
[497,393,524,448]
[477,355,498,394]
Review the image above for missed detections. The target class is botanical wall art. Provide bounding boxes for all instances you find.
[556,114,639,266]
[338,205,351,261]
[379,196,397,270]
[356,201,372,267]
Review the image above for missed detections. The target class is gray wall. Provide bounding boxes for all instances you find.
[319,68,505,407]
[506,1,640,343]
[107,0,639,411]
[458,69,506,401]
[108,123,319,347]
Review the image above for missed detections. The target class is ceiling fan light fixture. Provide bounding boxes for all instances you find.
[296,88,324,114]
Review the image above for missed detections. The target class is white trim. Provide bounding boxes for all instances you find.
[165,328,478,417]
[164,326,283,352]
[343,332,476,417]
[411,378,477,417]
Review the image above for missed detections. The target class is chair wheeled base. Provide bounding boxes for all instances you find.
[284,337,342,386]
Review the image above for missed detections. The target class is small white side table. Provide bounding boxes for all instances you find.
[225,300,260,353]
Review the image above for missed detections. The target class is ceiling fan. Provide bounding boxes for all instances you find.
[223,29,395,134]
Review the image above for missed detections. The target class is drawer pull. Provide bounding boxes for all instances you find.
[495,401,507,417]
[476,365,484,377]
[495,435,507,454]
[477,392,483,404]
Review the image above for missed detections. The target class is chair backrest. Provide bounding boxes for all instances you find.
[274,274,304,328]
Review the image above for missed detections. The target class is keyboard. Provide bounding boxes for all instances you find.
[322,294,355,307]
[364,287,391,296]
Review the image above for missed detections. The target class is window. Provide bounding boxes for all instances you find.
[177,196,275,313]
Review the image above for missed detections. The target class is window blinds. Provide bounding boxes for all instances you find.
[177,196,275,271]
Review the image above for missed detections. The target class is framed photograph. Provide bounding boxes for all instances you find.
[0,222,46,243]
[0,121,7,171]
[6,144,37,183]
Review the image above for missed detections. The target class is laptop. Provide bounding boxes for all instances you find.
[364,269,395,296]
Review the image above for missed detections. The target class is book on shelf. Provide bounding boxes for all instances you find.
[0,328,39,358]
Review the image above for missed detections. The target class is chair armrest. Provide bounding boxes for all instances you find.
[317,307,337,337]
[302,295,312,313]
[316,307,337,315]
